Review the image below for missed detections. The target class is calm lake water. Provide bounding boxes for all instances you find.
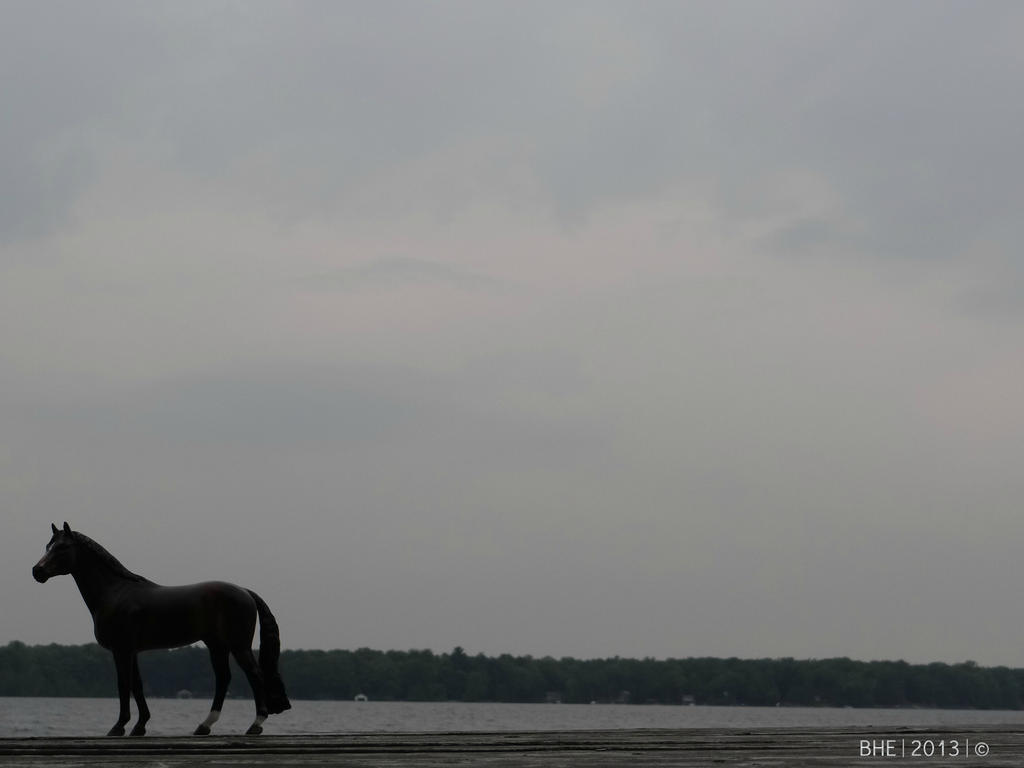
[4,698,1024,738]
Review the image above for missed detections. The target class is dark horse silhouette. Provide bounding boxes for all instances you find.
[33,523,290,736]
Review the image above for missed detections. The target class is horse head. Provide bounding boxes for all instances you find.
[33,522,76,583]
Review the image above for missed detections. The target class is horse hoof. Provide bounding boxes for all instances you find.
[129,725,146,737]
[245,724,263,736]
[106,726,125,737]
[194,724,211,736]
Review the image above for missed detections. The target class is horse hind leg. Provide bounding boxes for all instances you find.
[194,645,231,736]
[231,646,268,735]
[129,656,150,736]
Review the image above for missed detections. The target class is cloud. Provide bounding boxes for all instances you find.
[0,2,175,242]
[306,257,509,294]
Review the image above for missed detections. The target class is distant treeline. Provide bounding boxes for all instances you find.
[2,642,1024,709]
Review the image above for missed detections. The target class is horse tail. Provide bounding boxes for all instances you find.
[247,589,292,715]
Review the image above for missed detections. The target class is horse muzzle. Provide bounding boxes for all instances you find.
[32,565,50,583]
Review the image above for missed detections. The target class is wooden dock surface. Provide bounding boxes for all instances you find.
[3,727,1024,767]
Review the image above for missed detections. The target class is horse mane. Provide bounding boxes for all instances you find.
[71,531,153,584]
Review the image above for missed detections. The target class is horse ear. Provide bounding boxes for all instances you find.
[63,522,71,534]
[51,523,58,535]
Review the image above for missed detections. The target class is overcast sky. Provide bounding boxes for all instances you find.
[3,1,1024,666]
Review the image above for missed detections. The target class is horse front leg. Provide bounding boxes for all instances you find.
[107,650,133,737]
[129,656,150,736]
